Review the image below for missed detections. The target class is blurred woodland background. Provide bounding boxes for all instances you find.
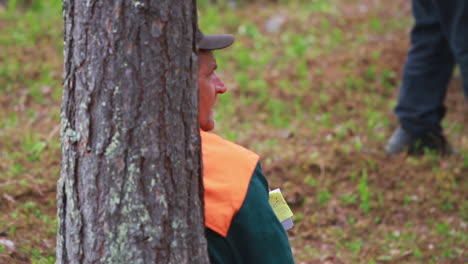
[0,0,467,263]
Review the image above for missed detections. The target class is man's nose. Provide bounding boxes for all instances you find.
[214,73,227,94]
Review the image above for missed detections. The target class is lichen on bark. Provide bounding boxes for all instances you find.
[57,0,208,263]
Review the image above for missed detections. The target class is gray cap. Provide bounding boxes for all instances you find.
[197,31,234,51]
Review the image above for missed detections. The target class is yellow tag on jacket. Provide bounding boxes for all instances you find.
[201,131,260,237]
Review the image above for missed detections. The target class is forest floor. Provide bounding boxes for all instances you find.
[0,0,467,263]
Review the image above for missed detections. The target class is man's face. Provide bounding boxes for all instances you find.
[198,51,227,131]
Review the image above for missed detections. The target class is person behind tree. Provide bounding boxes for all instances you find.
[196,31,296,264]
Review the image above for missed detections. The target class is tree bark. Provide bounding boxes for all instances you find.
[57,0,208,263]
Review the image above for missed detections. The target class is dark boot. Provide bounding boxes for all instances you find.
[385,127,453,156]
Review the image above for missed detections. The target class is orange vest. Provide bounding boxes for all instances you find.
[201,131,260,237]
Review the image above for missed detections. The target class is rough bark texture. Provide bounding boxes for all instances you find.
[57,0,208,263]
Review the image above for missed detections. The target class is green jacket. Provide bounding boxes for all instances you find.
[206,163,295,264]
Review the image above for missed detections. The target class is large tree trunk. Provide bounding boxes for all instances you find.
[57,1,208,263]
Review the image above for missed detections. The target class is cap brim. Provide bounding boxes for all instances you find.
[199,34,234,50]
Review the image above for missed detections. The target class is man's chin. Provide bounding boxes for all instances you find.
[200,120,215,132]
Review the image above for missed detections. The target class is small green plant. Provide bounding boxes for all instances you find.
[292,36,308,57]
[365,65,377,81]
[374,216,381,224]
[294,213,304,222]
[238,22,260,39]
[318,190,331,205]
[346,238,364,259]
[460,200,468,221]
[9,226,16,237]
[354,138,363,151]
[319,92,329,104]
[9,163,24,176]
[0,244,6,254]
[266,98,290,128]
[441,199,453,211]
[294,96,304,120]
[22,136,46,162]
[350,171,359,181]
[331,28,343,43]
[304,175,318,187]
[435,222,451,236]
[32,256,56,264]
[366,158,377,171]
[463,151,468,168]
[340,193,358,204]
[440,248,456,259]
[403,195,412,207]
[306,0,335,13]
[369,16,383,33]
[377,255,393,261]
[24,201,37,210]
[412,246,424,259]
[320,112,331,128]
[381,68,396,90]
[334,125,347,140]
[31,249,42,259]
[358,169,371,215]
[7,111,18,128]
[296,60,308,79]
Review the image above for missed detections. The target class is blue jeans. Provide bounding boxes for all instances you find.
[395,0,468,137]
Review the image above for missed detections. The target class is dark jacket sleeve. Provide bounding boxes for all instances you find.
[206,163,295,264]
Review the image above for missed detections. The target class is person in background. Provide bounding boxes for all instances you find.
[385,0,468,155]
[196,31,296,264]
